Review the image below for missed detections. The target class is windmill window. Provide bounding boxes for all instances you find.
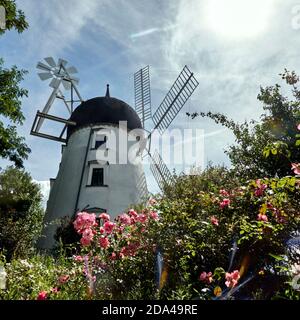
[94,135,107,149]
[91,168,104,186]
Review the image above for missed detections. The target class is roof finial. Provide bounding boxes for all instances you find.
[105,84,110,98]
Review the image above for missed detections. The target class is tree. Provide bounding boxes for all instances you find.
[0,0,28,35]
[0,167,44,260]
[188,70,300,180]
[0,0,30,168]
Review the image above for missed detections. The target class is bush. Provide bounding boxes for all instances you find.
[0,167,44,260]
[152,172,300,299]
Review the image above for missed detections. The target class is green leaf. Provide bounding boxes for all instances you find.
[268,253,284,261]
[271,149,278,155]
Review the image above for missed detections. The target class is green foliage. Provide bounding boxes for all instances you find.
[150,170,300,299]
[0,0,28,35]
[0,1,30,167]
[0,254,88,300]
[0,170,299,300]
[0,167,44,260]
[0,59,30,167]
[1,68,300,300]
[193,70,300,180]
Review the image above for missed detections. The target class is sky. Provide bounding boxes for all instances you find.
[1,0,300,201]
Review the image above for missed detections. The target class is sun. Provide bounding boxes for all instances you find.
[204,0,274,40]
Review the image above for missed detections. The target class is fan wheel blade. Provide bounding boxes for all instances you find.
[62,80,72,91]
[38,72,53,81]
[49,78,60,89]
[37,62,52,72]
[66,66,78,74]
[44,57,57,68]
[58,58,68,67]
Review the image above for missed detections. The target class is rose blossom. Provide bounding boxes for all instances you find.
[225,270,240,288]
[37,291,47,300]
[74,255,83,263]
[99,237,110,249]
[51,287,59,293]
[80,228,94,246]
[199,272,213,284]
[220,199,230,209]
[254,179,267,196]
[103,221,115,234]
[128,209,138,219]
[148,198,157,206]
[210,216,219,226]
[257,213,268,222]
[119,213,132,225]
[99,226,105,234]
[219,189,230,197]
[73,212,96,234]
[110,252,117,260]
[99,213,110,221]
[291,163,300,175]
[137,213,147,223]
[150,211,159,220]
[58,275,70,284]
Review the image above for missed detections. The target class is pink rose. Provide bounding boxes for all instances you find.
[150,211,159,220]
[291,163,300,175]
[254,179,267,196]
[74,255,83,263]
[103,221,115,234]
[128,209,138,219]
[257,213,268,222]
[225,270,240,288]
[58,275,70,284]
[297,124,300,131]
[219,189,230,197]
[99,226,105,234]
[148,198,157,206]
[110,252,117,260]
[73,212,96,234]
[51,287,59,293]
[80,228,94,246]
[99,237,110,249]
[220,199,230,209]
[119,213,132,225]
[137,213,147,223]
[37,291,48,300]
[99,213,110,221]
[199,271,213,284]
[210,216,219,226]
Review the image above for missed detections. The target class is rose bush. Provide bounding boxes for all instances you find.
[1,171,299,300]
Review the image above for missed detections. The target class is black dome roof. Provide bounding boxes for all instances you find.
[67,96,142,139]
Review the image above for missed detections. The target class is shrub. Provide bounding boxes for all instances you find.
[0,167,44,260]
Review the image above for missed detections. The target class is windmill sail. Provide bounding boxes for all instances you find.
[136,171,149,201]
[150,150,174,190]
[152,65,199,134]
[134,65,152,127]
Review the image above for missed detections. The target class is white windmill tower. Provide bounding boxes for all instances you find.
[31,58,198,249]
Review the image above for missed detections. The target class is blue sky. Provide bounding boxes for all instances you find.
[1,0,300,198]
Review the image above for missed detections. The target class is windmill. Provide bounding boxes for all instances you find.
[30,57,83,143]
[31,58,199,248]
[31,58,199,191]
[133,65,199,190]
